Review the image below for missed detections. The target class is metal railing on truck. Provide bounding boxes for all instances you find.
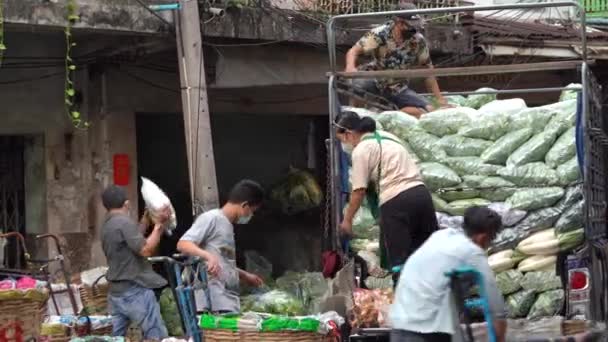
[324,0,608,327]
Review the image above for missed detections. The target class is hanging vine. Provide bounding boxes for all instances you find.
[0,0,6,68]
[65,0,88,129]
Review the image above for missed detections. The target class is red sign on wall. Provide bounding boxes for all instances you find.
[113,154,130,186]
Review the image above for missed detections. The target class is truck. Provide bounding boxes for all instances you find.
[324,1,608,340]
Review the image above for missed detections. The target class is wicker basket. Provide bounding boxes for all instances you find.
[203,330,335,342]
[0,299,44,339]
[563,319,589,336]
[79,283,110,315]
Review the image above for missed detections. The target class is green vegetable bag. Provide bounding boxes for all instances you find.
[506,130,558,167]
[506,290,537,318]
[160,288,184,336]
[545,127,576,169]
[555,201,584,234]
[445,157,501,177]
[408,131,448,162]
[458,112,510,141]
[480,128,534,165]
[556,157,581,185]
[496,270,523,295]
[506,187,564,211]
[418,107,474,137]
[438,135,492,157]
[419,162,462,191]
[497,163,559,187]
[527,290,564,319]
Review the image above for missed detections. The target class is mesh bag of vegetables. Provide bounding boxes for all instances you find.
[478,177,518,202]
[445,157,501,177]
[408,132,448,162]
[506,290,537,318]
[438,135,492,158]
[544,101,577,137]
[480,128,534,165]
[419,162,462,191]
[545,127,576,169]
[556,185,583,211]
[446,198,491,217]
[432,194,450,213]
[527,289,564,319]
[520,271,562,293]
[556,157,581,186]
[488,203,527,227]
[438,185,480,202]
[555,201,584,234]
[375,111,419,141]
[458,112,510,141]
[506,187,565,211]
[418,107,475,137]
[445,95,468,107]
[159,288,184,336]
[465,88,497,109]
[506,130,559,167]
[496,269,524,295]
[560,84,581,102]
[507,107,555,134]
[497,163,559,187]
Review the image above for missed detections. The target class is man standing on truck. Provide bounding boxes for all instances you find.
[390,206,507,342]
[101,185,171,340]
[345,2,449,118]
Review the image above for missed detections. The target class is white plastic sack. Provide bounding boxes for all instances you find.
[488,202,527,227]
[141,177,178,235]
[478,98,527,116]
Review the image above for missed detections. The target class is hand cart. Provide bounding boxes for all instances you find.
[148,254,211,342]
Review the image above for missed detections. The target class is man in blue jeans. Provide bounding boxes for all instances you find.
[101,185,171,340]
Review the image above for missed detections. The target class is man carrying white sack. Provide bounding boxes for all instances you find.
[345,2,449,118]
[390,206,507,342]
[101,185,172,340]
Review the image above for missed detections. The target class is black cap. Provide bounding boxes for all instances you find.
[393,2,424,28]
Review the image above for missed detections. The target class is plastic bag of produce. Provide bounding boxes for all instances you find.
[545,100,577,137]
[466,88,497,109]
[516,207,563,231]
[141,177,178,235]
[462,175,485,187]
[506,290,537,318]
[438,135,492,157]
[458,112,510,141]
[351,239,379,253]
[506,187,564,211]
[439,186,480,202]
[248,290,305,316]
[559,84,582,102]
[352,289,394,328]
[556,157,580,185]
[419,162,461,191]
[403,141,420,163]
[445,95,468,107]
[555,201,584,234]
[375,111,419,141]
[545,127,576,169]
[408,132,448,162]
[496,270,524,295]
[506,131,559,167]
[508,107,556,134]
[556,184,583,210]
[479,98,527,116]
[245,250,273,283]
[488,203,527,227]
[497,163,559,187]
[445,157,501,177]
[446,198,491,217]
[478,177,517,202]
[432,194,450,213]
[527,290,564,319]
[520,271,562,292]
[346,203,378,239]
[418,107,475,136]
[358,250,381,273]
[160,288,184,336]
[480,128,534,165]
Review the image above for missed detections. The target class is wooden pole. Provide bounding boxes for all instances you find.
[175,0,219,216]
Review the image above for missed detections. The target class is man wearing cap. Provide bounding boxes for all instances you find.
[100,185,171,341]
[345,2,449,118]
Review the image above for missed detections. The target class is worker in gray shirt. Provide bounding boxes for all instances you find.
[177,180,266,313]
[390,206,507,342]
[100,185,171,340]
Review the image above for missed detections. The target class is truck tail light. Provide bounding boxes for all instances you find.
[570,271,588,290]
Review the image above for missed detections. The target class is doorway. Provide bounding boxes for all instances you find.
[0,136,26,268]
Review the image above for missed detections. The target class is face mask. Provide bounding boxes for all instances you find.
[237,214,253,224]
[341,142,354,154]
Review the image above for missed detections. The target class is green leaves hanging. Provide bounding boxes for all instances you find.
[65,0,89,129]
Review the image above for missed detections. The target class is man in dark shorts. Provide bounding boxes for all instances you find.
[344,2,449,118]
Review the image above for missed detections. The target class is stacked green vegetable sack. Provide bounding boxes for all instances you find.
[343,85,585,312]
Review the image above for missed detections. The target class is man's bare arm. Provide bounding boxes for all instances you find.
[345,45,364,73]
[139,224,163,257]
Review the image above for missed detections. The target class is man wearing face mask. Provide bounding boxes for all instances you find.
[177,180,265,313]
[390,206,507,342]
[345,2,449,118]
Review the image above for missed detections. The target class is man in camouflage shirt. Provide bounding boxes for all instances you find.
[345,3,448,118]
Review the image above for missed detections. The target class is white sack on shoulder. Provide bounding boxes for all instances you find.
[141,177,178,235]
